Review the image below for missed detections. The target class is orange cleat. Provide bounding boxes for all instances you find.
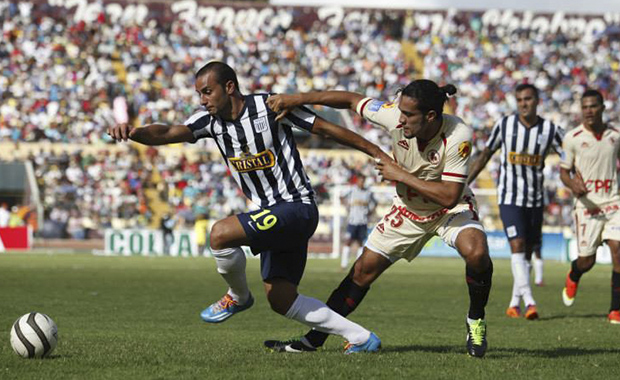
[505,306,521,318]
[562,273,578,307]
[608,310,620,324]
[524,305,539,320]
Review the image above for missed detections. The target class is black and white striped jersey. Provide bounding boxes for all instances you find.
[184,94,316,208]
[345,187,375,226]
[485,114,564,207]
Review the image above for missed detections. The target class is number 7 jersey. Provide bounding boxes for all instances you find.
[356,97,476,222]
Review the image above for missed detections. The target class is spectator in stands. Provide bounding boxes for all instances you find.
[8,206,24,227]
[4,3,615,236]
[0,203,10,227]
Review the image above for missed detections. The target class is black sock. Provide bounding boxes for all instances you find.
[611,271,620,311]
[304,276,369,348]
[466,260,493,320]
[569,260,585,283]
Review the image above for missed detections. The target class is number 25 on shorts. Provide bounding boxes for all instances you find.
[250,209,278,231]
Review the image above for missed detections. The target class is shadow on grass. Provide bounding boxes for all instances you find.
[383,345,620,358]
[537,313,607,321]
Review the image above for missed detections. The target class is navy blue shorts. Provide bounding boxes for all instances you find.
[499,205,543,249]
[237,202,319,285]
[345,224,368,243]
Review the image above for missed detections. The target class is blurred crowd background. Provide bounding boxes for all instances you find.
[1,1,618,238]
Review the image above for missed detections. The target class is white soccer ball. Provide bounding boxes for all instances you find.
[10,312,58,358]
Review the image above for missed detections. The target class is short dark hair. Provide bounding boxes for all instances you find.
[515,83,539,99]
[401,80,457,115]
[195,61,240,92]
[582,89,604,105]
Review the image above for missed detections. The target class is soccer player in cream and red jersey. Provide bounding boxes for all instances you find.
[560,89,620,324]
[266,80,494,357]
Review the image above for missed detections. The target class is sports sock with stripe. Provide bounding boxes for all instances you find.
[211,247,250,304]
[285,294,370,346]
[466,260,493,320]
[304,275,369,348]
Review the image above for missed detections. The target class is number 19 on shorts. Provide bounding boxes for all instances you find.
[250,209,278,231]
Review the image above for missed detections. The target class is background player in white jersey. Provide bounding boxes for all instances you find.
[559,89,620,324]
[107,61,394,353]
[340,175,375,270]
[468,84,564,320]
[266,80,494,358]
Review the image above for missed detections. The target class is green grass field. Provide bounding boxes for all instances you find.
[1,253,618,379]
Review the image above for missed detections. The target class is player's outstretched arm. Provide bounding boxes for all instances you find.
[268,91,366,120]
[375,158,464,209]
[311,117,391,162]
[107,123,195,146]
[467,148,493,185]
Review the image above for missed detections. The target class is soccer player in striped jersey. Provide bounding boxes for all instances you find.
[559,89,620,324]
[266,80,494,358]
[468,84,564,320]
[340,175,376,270]
[107,61,392,353]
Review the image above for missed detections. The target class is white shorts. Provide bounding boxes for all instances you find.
[365,198,485,263]
[573,204,620,257]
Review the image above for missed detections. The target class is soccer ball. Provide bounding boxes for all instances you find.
[10,312,58,358]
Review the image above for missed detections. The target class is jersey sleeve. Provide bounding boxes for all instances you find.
[283,105,317,132]
[183,110,212,141]
[559,132,575,170]
[355,97,401,132]
[441,126,474,183]
[484,119,503,153]
[551,124,565,155]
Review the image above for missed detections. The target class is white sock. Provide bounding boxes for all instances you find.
[212,247,250,304]
[341,246,351,269]
[356,247,363,258]
[285,294,370,345]
[526,259,532,277]
[513,253,536,306]
[533,256,544,284]
[509,254,523,308]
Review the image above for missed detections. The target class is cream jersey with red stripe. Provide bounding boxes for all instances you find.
[357,97,475,220]
[560,124,620,210]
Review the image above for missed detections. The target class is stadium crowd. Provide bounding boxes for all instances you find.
[2,3,616,236]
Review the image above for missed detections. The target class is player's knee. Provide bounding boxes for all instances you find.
[351,261,375,287]
[265,293,288,315]
[209,221,228,250]
[461,242,489,269]
[509,238,526,253]
[578,255,596,271]
[265,290,296,315]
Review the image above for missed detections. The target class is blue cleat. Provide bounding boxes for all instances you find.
[200,293,254,323]
[344,332,381,354]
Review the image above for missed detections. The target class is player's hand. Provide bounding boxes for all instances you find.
[267,94,301,121]
[374,157,404,182]
[107,123,134,142]
[572,170,588,197]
